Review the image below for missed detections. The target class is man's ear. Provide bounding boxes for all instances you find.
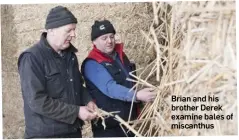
[47,29,55,36]
[40,29,47,33]
[92,40,97,45]
[115,34,122,44]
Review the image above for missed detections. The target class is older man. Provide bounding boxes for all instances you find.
[81,20,156,137]
[18,6,97,138]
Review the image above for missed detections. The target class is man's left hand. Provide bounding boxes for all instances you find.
[87,101,98,113]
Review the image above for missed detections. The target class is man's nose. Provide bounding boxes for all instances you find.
[107,37,112,43]
[70,30,76,37]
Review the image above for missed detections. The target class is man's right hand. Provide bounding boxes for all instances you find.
[136,88,157,102]
[78,106,97,121]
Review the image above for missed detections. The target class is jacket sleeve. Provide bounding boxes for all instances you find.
[74,55,93,105]
[83,60,137,102]
[81,87,93,105]
[79,75,93,105]
[18,53,79,124]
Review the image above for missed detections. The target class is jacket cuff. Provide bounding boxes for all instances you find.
[125,90,138,102]
[69,105,80,124]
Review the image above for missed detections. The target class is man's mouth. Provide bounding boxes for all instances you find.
[107,45,113,48]
[65,40,71,43]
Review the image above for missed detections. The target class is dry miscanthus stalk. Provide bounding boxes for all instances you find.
[125,1,236,136]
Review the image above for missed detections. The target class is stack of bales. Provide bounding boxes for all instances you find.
[1,3,152,138]
[127,1,236,136]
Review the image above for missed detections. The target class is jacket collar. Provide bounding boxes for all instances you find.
[87,43,125,64]
[39,32,78,57]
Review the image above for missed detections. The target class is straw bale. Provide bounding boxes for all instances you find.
[2,72,24,138]
[1,3,153,138]
[128,1,236,136]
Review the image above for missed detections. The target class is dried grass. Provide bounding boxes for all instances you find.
[122,1,236,136]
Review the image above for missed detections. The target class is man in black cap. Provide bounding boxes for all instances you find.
[81,20,157,137]
[18,6,97,138]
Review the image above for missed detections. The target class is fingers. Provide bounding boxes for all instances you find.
[94,104,98,109]
[150,92,157,100]
[79,106,97,121]
[86,106,95,113]
[150,96,156,102]
[146,91,157,102]
[85,107,96,116]
[87,101,98,112]
[143,87,155,92]
[91,103,97,111]
[146,98,155,103]
[86,102,99,120]
[87,113,97,121]
[83,112,97,121]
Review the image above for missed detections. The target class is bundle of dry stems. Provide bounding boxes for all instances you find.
[95,1,236,137]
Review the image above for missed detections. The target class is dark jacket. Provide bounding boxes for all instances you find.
[18,33,92,138]
[81,44,139,130]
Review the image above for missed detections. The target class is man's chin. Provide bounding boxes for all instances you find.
[106,50,114,55]
[62,44,70,50]
[107,46,114,51]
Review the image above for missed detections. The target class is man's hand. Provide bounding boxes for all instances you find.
[78,106,97,121]
[136,88,157,102]
[87,101,98,113]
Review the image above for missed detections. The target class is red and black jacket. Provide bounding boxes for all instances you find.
[81,43,140,129]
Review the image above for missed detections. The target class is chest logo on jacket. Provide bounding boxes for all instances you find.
[105,63,112,66]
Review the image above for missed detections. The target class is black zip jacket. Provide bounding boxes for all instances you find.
[18,33,92,138]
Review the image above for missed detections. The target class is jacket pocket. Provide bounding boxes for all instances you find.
[112,68,125,84]
[45,69,64,98]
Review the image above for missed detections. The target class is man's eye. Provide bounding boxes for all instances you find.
[65,29,71,33]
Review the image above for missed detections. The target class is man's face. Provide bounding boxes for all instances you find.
[93,33,116,55]
[51,23,76,51]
